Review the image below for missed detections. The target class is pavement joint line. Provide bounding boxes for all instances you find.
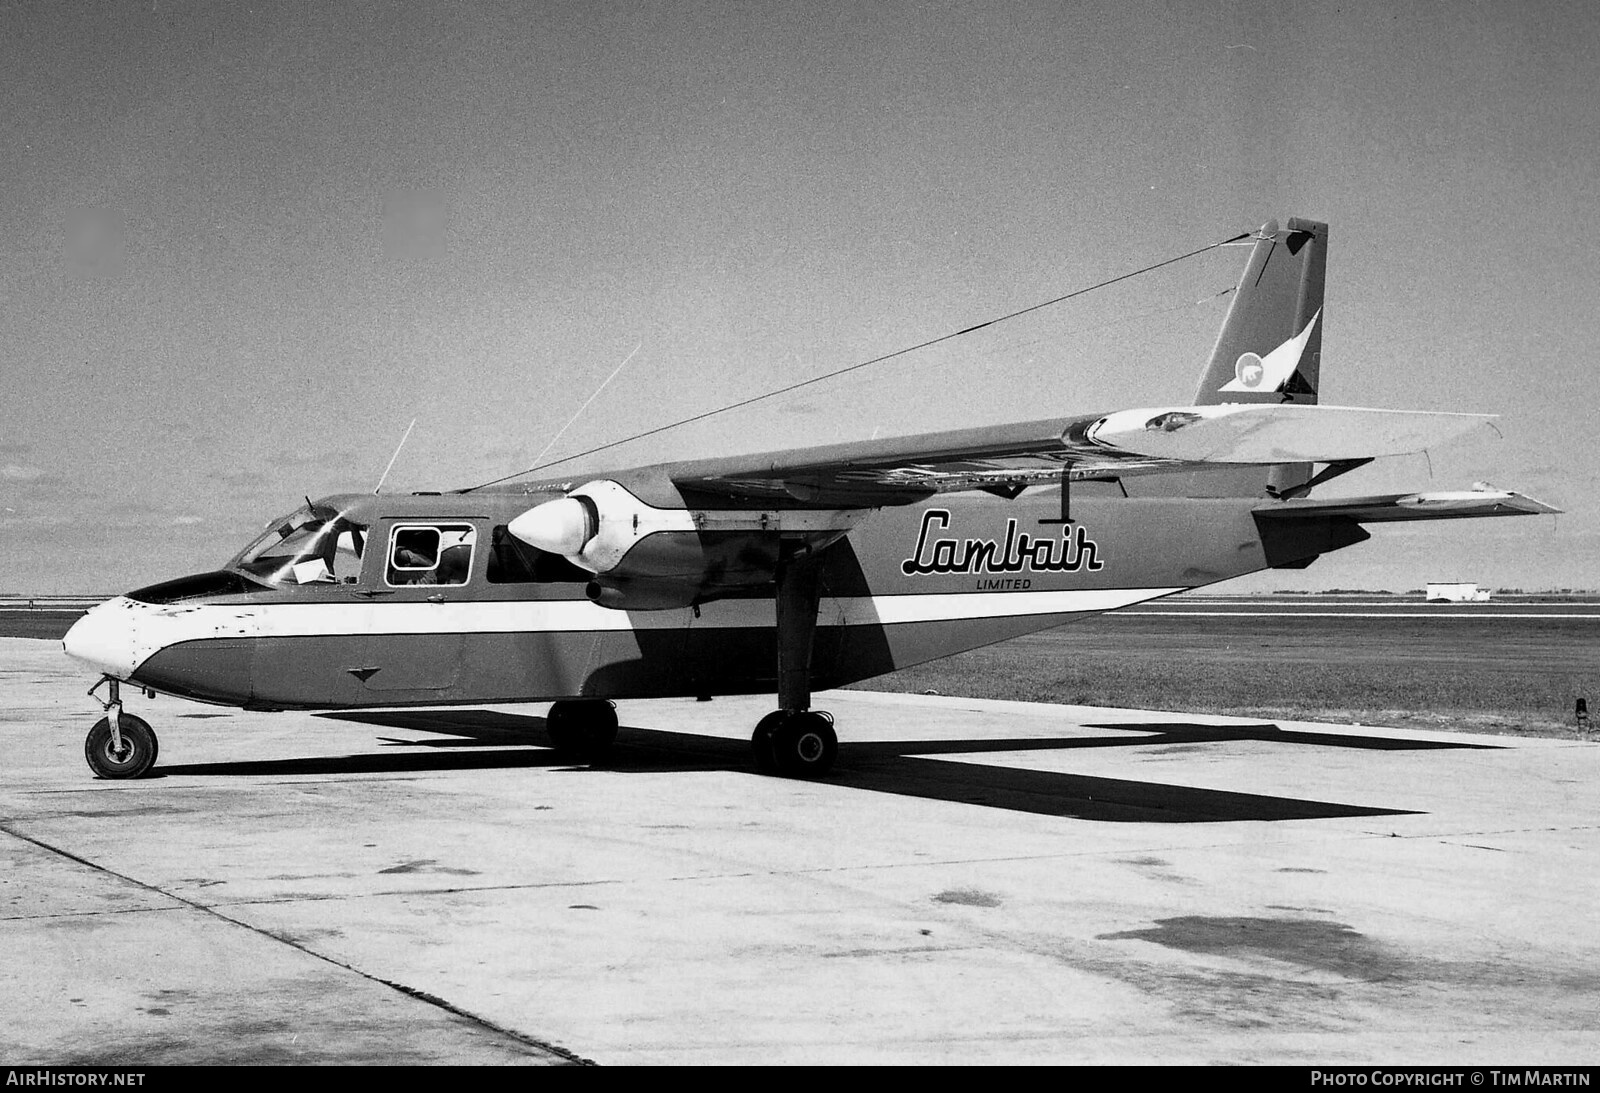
[1351,822,1600,838]
[2,905,191,923]
[1401,826,1600,840]
[184,877,627,908]
[194,841,1394,905]
[0,821,595,1066]
[169,858,1113,909]
[8,775,440,796]
[34,842,1341,915]
[1352,829,1520,843]
[1446,825,1600,836]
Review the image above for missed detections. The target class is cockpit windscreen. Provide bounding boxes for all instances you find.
[226,504,367,585]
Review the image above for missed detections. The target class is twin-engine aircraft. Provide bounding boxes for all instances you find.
[63,218,1555,779]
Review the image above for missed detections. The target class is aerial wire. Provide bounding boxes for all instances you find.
[523,340,643,473]
[465,227,1251,491]
[959,284,1235,367]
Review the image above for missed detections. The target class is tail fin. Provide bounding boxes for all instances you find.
[1187,217,1329,496]
[1195,217,1327,405]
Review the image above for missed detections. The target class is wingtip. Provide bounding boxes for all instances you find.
[1515,494,1564,516]
[1466,482,1562,516]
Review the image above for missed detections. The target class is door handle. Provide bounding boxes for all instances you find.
[427,593,446,604]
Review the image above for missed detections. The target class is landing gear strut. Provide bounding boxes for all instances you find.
[545,698,618,762]
[84,677,159,779]
[751,548,838,778]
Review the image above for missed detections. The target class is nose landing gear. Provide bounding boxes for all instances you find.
[84,677,159,779]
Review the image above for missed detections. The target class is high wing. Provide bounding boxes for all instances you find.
[666,414,1117,507]
[664,401,1522,509]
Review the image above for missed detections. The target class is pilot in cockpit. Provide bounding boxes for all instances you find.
[387,525,473,586]
[392,545,439,584]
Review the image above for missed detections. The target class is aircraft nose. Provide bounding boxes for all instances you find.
[62,598,144,679]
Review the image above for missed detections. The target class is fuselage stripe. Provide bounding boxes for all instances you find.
[249,587,1186,636]
[66,587,1189,680]
[136,587,1186,639]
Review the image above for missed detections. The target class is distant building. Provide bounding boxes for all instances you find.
[1426,582,1490,603]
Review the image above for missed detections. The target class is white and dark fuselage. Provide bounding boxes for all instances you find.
[63,480,1283,712]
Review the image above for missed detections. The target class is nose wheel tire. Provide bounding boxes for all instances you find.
[545,699,619,762]
[754,710,837,778]
[85,714,159,779]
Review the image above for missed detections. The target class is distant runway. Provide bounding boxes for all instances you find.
[1118,597,1600,619]
[3,637,1597,1064]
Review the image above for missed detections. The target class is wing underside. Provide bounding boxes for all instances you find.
[664,403,1511,509]
[1255,489,1559,523]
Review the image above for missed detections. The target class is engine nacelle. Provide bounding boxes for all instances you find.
[584,577,701,611]
[509,480,702,575]
[508,479,868,610]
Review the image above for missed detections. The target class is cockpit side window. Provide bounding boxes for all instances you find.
[386,524,476,586]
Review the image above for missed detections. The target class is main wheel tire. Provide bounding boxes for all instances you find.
[770,711,837,778]
[84,714,159,780]
[545,703,578,753]
[546,700,618,762]
[751,711,787,774]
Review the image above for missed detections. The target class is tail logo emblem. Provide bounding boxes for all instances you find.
[1220,308,1321,394]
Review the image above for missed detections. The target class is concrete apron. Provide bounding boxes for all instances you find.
[3,638,1597,1065]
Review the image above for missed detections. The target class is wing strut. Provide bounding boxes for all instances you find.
[1038,470,1074,526]
[1266,458,1373,501]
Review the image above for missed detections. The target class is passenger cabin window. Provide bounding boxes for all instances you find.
[487,524,590,584]
[387,524,476,586]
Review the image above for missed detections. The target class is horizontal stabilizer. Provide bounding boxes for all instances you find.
[1255,485,1560,523]
[1084,403,1492,464]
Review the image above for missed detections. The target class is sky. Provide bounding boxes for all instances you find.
[2,0,1595,595]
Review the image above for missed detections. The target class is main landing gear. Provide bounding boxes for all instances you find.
[752,710,838,778]
[750,548,838,779]
[545,698,619,762]
[84,677,159,780]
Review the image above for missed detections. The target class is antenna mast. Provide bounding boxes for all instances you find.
[374,418,417,495]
